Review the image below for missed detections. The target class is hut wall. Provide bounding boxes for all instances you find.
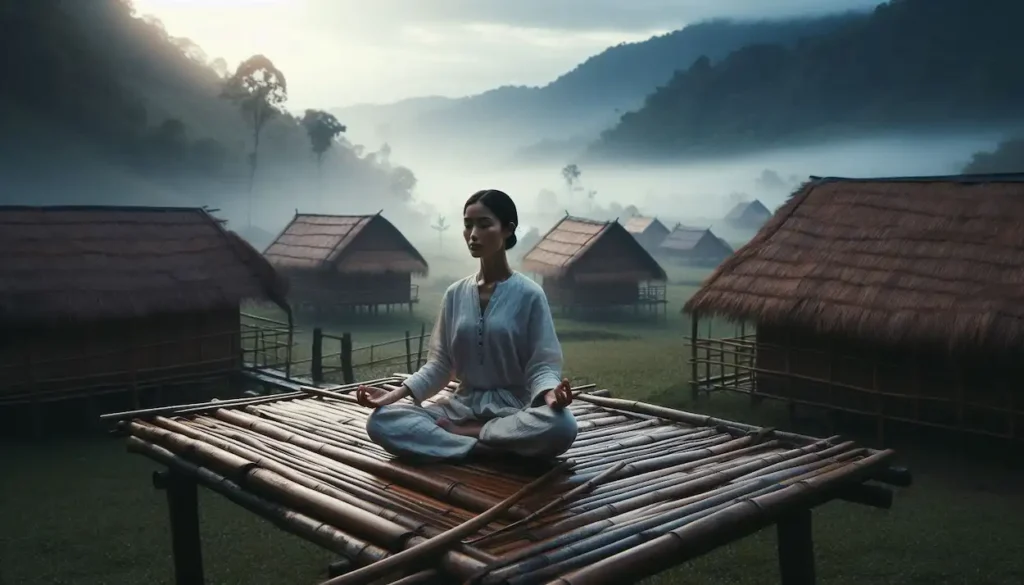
[286,270,413,306]
[0,307,241,403]
[543,277,639,306]
[754,324,1024,438]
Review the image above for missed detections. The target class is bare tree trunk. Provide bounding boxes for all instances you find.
[248,111,261,229]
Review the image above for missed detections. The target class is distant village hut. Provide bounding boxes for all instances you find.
[522,215,667,316]
[659,224,734,267]
[0,206,290,436]
[623,216,671,254]
[685,174,1024,444]
[724,199,772,230]
[263,212,428,314]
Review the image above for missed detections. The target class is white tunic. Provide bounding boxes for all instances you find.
[365,272,578,461]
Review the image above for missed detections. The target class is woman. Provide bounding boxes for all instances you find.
[358,189,578,462]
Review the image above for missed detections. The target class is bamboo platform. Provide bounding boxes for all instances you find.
[106,374,912,585]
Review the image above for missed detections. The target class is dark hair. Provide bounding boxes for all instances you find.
[464,189,519,250]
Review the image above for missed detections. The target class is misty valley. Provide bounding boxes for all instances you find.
[2,1,1024,585]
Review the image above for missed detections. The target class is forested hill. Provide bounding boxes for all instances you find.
[332,13,866,162]
[0,0,417,234]
[588,0,1024,161]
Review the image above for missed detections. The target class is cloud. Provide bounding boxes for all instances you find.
[312,0,882,35]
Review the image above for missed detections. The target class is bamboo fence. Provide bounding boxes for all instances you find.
[117,374,910,585]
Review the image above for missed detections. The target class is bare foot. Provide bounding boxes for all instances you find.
[436,418,484,438]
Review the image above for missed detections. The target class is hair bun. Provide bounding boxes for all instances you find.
[505,233,518,250]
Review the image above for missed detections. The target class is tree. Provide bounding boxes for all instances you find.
[389,166,417,200]
[431,215,450,253]
[221,54,288,226]
[561,163,581,196]
[300,109,346,179]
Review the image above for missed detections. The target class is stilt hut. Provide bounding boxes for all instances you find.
[0,205,290,434]
[623,216,671,254]
[521,215,667,316]
[724,199,772,230]
[685,173,1024,443]
[658,224,734,266]
[263,212,428,314]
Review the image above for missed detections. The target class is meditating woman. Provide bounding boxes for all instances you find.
[358,189,578,462]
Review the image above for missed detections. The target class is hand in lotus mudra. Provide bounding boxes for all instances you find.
[356,385,403,409]
[544,378,573,410]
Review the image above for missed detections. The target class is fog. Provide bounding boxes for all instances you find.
[199,129,1003,263]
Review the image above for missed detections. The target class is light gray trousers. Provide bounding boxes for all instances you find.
[365,387,578,462]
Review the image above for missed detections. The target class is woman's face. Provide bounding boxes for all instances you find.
[463,202,511,258]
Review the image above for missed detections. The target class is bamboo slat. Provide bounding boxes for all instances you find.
[114,378,910,585]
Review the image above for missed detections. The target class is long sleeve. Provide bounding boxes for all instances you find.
[403,290,454,403]
[524,291,564,406]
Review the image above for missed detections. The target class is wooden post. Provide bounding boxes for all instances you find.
[872,354,884,447]
[689,313,699,401]
[340,333,355,384]
[777,508,816,585]
[405,330,413,374]
[416,323,426,370]
[311,328,323,385]
[153,470,205,585]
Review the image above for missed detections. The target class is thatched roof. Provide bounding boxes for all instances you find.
[623,216,668,235]
[725,199,772,222]
[263,213,428,275]
[521,215,666,282]
[685,173,1024,351]
[660,225,732,254]
[0,206,288,325]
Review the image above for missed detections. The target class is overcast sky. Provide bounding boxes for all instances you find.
[132,0,881,110]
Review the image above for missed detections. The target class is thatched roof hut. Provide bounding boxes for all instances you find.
[0,205,289,426]
[688,174,1024,351]
[724,199,772,230]
[522,215,666,312]
[263,213,428,311]
[0,205,288,325]
[684,174,1024,441]
[659,224,733,266]
[522,215,666,283]
[623,215,671,253]
[264,212,427,275]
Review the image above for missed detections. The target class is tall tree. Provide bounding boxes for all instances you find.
[221,54,288,226]
[431,215,449,253]
[300,109,346,180]
[561,163,581,198]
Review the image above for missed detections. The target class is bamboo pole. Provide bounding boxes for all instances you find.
[466,461,627,547]
[211,408,532,519]
[318,461,574,585]
[544,449,897,585]
[127,436,391,565]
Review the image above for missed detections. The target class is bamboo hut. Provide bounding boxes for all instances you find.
[110,374,910,585]
[623,216,670,254]
[521,215,668,316]
[724,199,772,230]
[263,212,428,314]
[685,173,1024,444]
[0,205,290,434]
[658,225,734,267]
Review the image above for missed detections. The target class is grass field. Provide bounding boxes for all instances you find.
[2,275,1024,585]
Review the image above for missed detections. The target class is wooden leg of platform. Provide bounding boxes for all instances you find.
[154,470,206,585]
[776,508,816,585]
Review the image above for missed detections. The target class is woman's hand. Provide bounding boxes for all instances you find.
[543,378,573,410]
[356,385,405,409]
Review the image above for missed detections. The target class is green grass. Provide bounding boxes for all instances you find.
[3,279,1024,585]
